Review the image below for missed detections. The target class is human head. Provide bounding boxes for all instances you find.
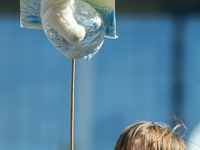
[114,122,186,150]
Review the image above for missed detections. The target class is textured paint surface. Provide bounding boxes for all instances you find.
[20,0,42,29]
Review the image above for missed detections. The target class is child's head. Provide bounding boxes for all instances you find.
[114,122,186,150]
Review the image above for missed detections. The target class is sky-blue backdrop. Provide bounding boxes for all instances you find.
[0,14,200,150]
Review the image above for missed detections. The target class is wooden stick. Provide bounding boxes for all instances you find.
[70,59,75,150]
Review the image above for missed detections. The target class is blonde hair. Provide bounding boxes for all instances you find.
[114,122,186,150]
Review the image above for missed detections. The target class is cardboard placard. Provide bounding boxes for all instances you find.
[20,0,117,38]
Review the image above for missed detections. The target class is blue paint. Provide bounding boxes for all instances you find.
[20,0,42,28]
[84,1,117,38]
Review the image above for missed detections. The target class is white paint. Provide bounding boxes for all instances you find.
[40,0,86,44]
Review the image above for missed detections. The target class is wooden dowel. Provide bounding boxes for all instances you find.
[70,59,75,150]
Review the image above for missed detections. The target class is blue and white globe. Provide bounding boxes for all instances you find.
[42,1,106,60]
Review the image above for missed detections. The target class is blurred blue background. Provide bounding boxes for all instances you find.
[1,0,200,150]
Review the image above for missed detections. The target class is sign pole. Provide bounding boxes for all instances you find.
[70,59,75,150]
